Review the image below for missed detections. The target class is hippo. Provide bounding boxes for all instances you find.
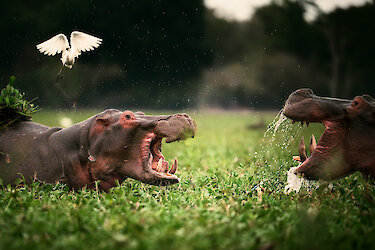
[0,109,196,191]
[283,88,375,181]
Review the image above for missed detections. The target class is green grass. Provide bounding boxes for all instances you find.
[1,110,375,250]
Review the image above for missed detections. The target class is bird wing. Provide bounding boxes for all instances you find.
[70,31,102,58]
[36,34,69,56]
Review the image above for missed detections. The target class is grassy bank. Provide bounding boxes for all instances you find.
[0,110,374,249]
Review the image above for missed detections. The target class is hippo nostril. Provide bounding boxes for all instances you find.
[125,114,131,119]
[294,88,314,97]
[299,88,313,95]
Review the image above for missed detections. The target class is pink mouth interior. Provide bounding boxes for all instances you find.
[294,119,345,175]
[141,132,176,174]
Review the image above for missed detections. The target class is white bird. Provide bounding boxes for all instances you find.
[36,31,102,69]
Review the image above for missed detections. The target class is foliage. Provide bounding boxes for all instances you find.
[0,77,38,128]
[0,111,374,249]
[0,0,211,109]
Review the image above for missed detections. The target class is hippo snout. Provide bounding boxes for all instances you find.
[154,114,196,143]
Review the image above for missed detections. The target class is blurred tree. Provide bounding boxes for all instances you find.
[0,0,212,108]
[201,0,327,108]
[1,0,374,109]
[200,0,375,108]
[315,3,375,97]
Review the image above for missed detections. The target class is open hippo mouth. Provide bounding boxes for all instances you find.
[282,89,353,180]
[141,133,180,180]
[87,110,196,189]
[134,113,196,185]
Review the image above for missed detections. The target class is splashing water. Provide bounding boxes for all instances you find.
[284,167,316,194]
[255,109,304,166]
[251,109,318,194]
[264,110,303,153]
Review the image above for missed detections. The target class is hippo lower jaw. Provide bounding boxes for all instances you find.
[290,120,349,180]
[140,132,180,185]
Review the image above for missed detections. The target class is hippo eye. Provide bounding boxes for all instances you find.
[122,110,136,121]
[354,101,359,106]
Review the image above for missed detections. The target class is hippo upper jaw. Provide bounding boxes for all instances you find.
[283,88,350,124]
[282,89,357,180]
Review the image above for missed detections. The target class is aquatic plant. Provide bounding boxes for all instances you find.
[0,76,38,128]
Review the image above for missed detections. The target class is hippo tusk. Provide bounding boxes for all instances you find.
[169,157,178,174]
[156,158,163,172]
[299,137,307,162]
[309,134,317,154]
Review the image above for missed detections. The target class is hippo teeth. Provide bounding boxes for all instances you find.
[293,134,318,162]
[169,157,178,174]
[156,158,164,172]
[309,134,317,154]
[153,157,178,174]
[144,134,180,176]
[298,137,307,162]
[292,120,310,127]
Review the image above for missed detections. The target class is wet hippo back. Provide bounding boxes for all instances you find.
[0,121,63,185]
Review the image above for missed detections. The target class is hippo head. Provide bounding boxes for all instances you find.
[283,88,375,180]
[85,109,196,190]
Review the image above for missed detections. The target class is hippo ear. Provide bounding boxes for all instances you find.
[96,117,110,127]
[362,94,375,104]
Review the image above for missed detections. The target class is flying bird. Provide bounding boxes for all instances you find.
[37,31,102,80]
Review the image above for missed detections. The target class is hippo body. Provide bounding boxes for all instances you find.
[0,109,196,191]
[0,122,63,185]
[283,89,375,180]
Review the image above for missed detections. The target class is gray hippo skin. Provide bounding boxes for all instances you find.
[0,109,196,191]
[283,88,375,181]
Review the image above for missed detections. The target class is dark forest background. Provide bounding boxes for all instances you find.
[1,0,375,109]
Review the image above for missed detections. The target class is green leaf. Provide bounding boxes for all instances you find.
[0,77,38,128]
